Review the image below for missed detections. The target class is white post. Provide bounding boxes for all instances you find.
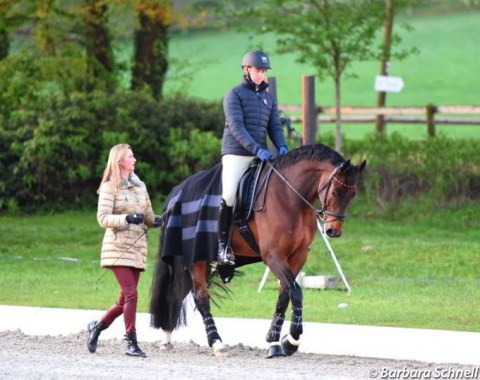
[257,267,270,292]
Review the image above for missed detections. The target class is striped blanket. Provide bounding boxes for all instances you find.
[159,164,223,267]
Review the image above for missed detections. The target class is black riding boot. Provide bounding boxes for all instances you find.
[217,198,235,266]
[125,332,147,358]
[87,320,107,353]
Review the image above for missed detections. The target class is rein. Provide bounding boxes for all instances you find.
[266,160,351,222]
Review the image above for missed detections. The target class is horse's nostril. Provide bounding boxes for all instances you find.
[326,228,342,238]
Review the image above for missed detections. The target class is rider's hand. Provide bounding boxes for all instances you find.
[126,213,145,224]
[279,146,288,155]
[256,149,273,162]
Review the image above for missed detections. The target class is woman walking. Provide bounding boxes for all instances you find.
[87,144,162,357]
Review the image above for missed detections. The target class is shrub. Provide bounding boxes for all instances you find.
[0,79,224,211]
[324,132,480,211]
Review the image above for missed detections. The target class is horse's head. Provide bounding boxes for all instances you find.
[317,159,366,238]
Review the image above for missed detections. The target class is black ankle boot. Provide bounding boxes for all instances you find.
[125,332,147,358]
[217,199,235,266]
[87,320,107,353]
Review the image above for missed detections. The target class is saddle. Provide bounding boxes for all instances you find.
[232,159,267,254]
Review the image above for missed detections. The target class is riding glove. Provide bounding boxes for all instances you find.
[279,146,289,155]
[126,213,145,224]
[256,148,273,162]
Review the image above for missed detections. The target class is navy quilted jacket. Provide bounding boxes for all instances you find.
[221,76,287,156]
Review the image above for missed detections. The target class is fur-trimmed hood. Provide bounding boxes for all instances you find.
[120,172,143,189]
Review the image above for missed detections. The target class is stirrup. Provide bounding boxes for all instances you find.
[218,246,235,266]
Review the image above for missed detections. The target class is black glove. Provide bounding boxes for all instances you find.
[126,213,145,224]
[153,215,164,228]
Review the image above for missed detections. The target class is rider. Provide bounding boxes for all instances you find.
[217,50,289,266]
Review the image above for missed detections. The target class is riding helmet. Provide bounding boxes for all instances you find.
[241,50,271,70]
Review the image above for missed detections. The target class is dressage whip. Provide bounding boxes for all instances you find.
[94,210,169,288]
[316,218,352,294]
[95,230,147,288]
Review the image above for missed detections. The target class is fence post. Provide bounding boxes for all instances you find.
[268,77,280,153]
[302,75,317,145]
[426,104,436,137]
[268,76,277,102]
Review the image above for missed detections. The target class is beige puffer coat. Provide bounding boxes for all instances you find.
[97,173,156,270]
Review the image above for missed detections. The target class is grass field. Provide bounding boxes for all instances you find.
[159,11,480,140]
[1,202,479,332]
[164,12,480,106]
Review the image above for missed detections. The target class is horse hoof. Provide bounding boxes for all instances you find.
[266,344,285,358]
[213,340,228,357]
[159,341,173,350]
[281,334,300,356]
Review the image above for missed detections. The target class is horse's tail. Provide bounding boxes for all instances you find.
[150,252,192,331]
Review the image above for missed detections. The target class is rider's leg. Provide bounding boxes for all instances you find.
[218,154,254,265]
[217,198,234,265]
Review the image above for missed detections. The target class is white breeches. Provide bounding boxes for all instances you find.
[221,154,256,207]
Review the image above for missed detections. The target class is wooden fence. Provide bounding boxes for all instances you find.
[269,76,480,144]
[280,104,480,139]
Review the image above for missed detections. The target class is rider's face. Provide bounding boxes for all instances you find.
[246,66,267,86]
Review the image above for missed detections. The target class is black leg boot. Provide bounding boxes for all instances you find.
[217,198,234,266]
[125,332,147,358]
[87,320,107,353]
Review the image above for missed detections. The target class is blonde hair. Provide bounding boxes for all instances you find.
[97,144,131,193]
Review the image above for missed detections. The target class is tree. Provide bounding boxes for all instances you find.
[82,0,115,87]
[241,0,417,152]
[0,0,9,59]
[131,0,171,100]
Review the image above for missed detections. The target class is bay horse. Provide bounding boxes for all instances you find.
[150,144,366,357]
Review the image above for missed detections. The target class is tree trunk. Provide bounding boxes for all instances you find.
[334,73,342,153]
[131,2,170,100]
[83,0,114,80]
[0,28,9,60]
[375,0,394,133]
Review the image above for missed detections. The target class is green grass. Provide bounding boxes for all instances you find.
[165,12,480,106]
[1,203,479,332]
[159,11,480,140]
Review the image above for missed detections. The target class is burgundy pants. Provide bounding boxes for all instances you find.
[101,266,141,334]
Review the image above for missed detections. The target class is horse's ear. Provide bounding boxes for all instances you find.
[342,160,351,172]
[357,160,367,173]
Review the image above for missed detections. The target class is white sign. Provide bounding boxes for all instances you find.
[374,75,404,93]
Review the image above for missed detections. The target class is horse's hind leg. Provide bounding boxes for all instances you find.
[265,286,289,358]
[159,330,173,350]
[191,262,226,356]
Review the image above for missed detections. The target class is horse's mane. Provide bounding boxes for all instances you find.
[274,144,345,170]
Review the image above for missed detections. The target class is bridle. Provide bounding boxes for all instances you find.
[266,160,356,223]
[316,161,356,222]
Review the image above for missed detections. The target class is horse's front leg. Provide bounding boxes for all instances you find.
[266,287,289,358]
[281,282,303,356]
[191,263,226,356]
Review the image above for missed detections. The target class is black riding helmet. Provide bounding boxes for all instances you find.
[241,50,271,70]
